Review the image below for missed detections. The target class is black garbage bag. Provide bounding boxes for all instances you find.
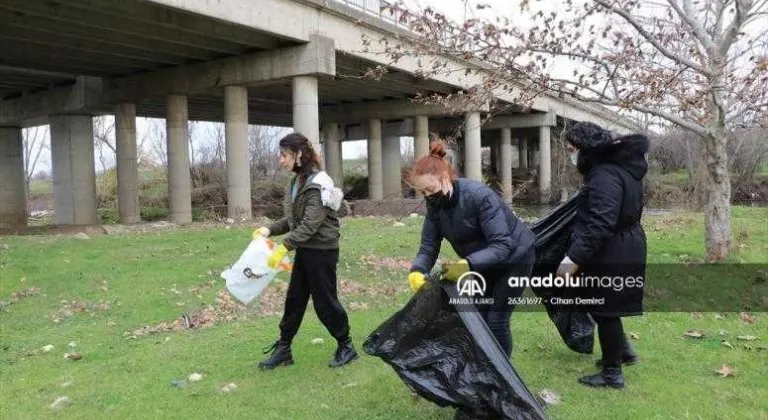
[528,193,595,354]
[363,273,547,420]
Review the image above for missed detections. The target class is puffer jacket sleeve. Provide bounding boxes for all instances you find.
[410,211,443,274]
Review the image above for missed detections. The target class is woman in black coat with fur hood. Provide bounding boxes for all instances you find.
[556,121,649,389]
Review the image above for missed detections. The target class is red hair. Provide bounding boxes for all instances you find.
[406,140,456,183]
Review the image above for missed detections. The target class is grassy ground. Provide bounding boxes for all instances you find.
[1,209,767,419]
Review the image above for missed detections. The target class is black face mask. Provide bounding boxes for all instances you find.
[424,191,448,207]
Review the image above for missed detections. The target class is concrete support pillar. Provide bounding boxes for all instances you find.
[539,125,552,204]
[166,94,192,225]
[225,85,252,220]
[500,128,513,203]
[414,115,429,160]
[292,76,321,157]
[50,115,97,225]
[464,112,482,181]
[0,126,26,228]
[367,119,383,200]
[511,144,520,168]
[382,136,401,198]
[337,137,344,188]
[323,122,342,185]
[519,138,529,169]
[115,103,140,224]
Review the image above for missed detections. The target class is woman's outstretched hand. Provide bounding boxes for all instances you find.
[408,272,426,293]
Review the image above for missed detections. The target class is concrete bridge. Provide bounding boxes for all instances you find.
[0,0,637,228]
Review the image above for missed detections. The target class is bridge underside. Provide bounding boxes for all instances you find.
[0,0,635,229]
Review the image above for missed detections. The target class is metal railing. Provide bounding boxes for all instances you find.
[332,0,412,29]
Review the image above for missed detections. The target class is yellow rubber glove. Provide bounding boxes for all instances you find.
[408,272,426,293]
[267,244,289,269]
[442,259,470,281]
[252,226,270,240]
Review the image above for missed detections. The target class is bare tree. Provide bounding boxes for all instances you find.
[402,137,415,164]
[22,125,49,195]
[135,118,152,166]
[197,122,227,167]
[248,125,282,178]
[147,119,168,167]
[367,0,767,261]
[93,115,116,173]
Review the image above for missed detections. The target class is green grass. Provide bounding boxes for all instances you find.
[28,179,53,195]
[1,209,767,419]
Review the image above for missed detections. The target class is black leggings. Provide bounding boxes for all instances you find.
[279,248,350,344]
[594,315,625,368]
[476,249,535,357]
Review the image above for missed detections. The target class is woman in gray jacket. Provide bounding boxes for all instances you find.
[254,132,357,370]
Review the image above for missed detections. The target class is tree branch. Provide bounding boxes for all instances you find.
[671,0,718,53]
[594,0,709,74]
[720,0,748,55]
[540,76,709,136]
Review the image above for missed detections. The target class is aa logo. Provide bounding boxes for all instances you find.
[456,271,486,297]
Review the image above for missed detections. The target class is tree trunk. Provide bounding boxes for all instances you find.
[704,131,731,262]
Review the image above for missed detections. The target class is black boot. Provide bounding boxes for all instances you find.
[258,340,293,370]
[329,338,358,368]
[596,335,639,367]
[578,367,625,389]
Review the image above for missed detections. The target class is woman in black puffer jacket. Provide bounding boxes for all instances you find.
[557,121,648,389]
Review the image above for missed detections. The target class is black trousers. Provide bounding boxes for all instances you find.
[594,315,625,368]
[476,248,535,358]
[279,248,350,344]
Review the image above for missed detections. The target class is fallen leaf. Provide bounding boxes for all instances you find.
[538,388,562,406]
[736,335,759,341]
[220,383,237,393]
[629,332,639,340]
[721,340,734,349]
[49,396,71,411]
[683,329,705,339]
[349,301,369,311]
[342,382,359,388]
[41,344,54,353]
[311,338,325,345]
[739,312,756,325]
[714,364,735,377]
[188,373,203,382]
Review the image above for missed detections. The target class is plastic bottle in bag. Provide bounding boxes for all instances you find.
[220,237,292,305]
